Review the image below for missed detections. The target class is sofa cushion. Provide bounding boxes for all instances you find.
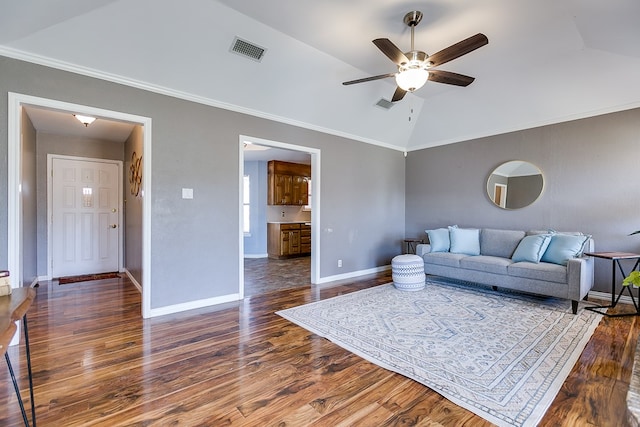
[508,261,567,284]
[480,229,526,258]
[541,234,592,266]
[449,227,480,255]
[426,228,451,252]
[423,252,468,268]
[460,255,513,275]
[511,234,553,263]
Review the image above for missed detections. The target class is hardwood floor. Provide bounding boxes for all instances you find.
[1,272,638,426]
[244,257,311,296]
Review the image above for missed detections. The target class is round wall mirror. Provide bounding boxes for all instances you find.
[487,161,544,209]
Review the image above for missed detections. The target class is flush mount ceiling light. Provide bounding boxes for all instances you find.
[342,10,488,102]
[74,114,97,127]
[243,142,271,151]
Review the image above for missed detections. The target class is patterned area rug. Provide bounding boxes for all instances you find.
[58,272,121,284]
[277,279,601,427]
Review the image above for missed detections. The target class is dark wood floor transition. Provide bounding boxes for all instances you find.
[1,265,638,426]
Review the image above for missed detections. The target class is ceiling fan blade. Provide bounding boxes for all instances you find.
[427,33,488,67]
[428,70,475,87]
[391,86,407,102]
[342,73,396,86]
[373,38,410,65]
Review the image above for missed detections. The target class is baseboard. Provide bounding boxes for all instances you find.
[147,293,242,318]
[589,290,634,306]
[123,269,142,293]
[244,254,268,259]
[316,264,391,285]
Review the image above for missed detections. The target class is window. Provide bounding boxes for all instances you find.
[243,175,250,234]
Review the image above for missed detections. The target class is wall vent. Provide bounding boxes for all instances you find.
[375,98,395,110]
[230,37,267,62]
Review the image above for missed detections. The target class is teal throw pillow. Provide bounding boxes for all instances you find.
[511,234,553,263]
[449,227,480,255]
[426,228,451,252]
[541,234,591,266]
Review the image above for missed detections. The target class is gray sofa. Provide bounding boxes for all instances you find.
[416,228,594,314]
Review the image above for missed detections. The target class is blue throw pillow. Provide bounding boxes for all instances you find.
[511,234,553,263]
[449,227,480,255]
[541,234,591,266]
[426,228,451,252]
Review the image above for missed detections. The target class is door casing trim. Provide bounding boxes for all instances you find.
[8,92,153,318]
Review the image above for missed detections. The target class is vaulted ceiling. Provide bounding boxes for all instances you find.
[2,0,639,151]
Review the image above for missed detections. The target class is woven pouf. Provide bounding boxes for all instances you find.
[391,254,425,291]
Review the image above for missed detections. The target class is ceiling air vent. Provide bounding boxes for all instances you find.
[230,37,266,62]
[375,98,395,110]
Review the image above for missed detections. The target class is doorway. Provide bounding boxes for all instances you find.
[7,92,154,318]
[239,135,320,298]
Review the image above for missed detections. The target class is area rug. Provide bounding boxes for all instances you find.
[58,272,121,284]
[276,279,601,427]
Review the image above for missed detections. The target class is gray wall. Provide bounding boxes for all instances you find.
[406,107,640,293]
[21,109,37,287]
[0,55,405,311]
[35,132,125,276]
[125,126,144,284]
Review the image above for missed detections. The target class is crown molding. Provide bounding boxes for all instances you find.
[0,46,406,153]
[407,99,640,152]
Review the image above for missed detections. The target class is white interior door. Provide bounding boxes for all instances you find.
[51,157,120,277]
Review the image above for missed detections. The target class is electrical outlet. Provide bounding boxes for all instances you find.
[281,211,285,218]
[338,259,342,268]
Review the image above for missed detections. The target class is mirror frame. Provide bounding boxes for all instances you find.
[487,160,544,209]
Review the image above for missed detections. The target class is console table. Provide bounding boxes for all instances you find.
[1,286,37,426]
[584,251,640,317]
[403,238,424,254]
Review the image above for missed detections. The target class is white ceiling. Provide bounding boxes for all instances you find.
[243,142,311,163]
[2,0,640,151]
[23,105,136,142]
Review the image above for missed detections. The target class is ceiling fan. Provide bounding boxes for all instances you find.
[342,11,488,102]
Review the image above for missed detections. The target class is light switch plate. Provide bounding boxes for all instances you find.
[182,188,193,199]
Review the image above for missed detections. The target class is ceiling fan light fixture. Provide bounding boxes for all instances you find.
[395,66,429,92]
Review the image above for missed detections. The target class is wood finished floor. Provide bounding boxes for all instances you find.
[1,265,639,426]
[244,256,311,296]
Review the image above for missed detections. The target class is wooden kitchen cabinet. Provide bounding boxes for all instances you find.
[268,161,310,206]
[300,223,311,254]
[268,222,311,259]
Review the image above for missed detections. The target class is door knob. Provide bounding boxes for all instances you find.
[110,224,117,229]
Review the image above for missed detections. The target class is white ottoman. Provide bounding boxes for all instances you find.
[392,254,425,291]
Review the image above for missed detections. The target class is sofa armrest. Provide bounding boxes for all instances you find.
[567,256,595,301]
[416,244,432,257]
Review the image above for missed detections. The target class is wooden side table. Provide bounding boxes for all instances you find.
[1,287,37,426]
[583,251,640,317]
[403,238,424,254]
